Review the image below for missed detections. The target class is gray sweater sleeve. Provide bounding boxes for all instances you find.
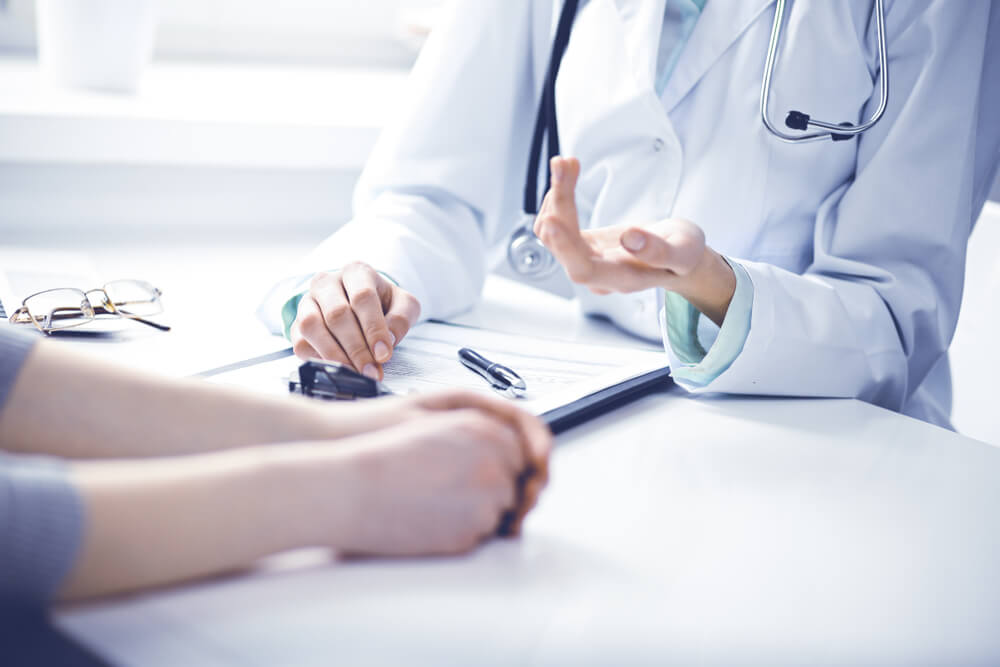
[1,328,85,607]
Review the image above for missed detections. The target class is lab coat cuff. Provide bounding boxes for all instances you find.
[662,258,753,389]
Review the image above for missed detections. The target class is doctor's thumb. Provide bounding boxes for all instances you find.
[621,229,677,270]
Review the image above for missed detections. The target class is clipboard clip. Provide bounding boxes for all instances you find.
[289,359,393,401]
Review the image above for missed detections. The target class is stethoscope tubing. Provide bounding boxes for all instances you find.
[523,0,581,216]
[510,0,891,278]
[760,0,889,143]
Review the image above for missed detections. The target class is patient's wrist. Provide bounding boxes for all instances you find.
[255,441,362,551]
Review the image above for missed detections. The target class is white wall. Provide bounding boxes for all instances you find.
[0,0,434,67]
[951,202,1000,445]
[0,164,358,243]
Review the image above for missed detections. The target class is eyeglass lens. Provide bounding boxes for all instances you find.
[23,288,94,330]
[101,280,162,317]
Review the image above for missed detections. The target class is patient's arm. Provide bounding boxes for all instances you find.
[0,342,363,459]
[60,408,548,601]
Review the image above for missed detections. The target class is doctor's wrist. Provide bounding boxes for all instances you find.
[671,248,737,327]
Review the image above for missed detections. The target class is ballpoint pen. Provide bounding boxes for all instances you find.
[458,347,527,398]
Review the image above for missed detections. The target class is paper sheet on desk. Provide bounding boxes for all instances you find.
[210,321,669,416]
[0,247,101,322]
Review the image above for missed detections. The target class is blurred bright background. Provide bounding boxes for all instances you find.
[0,0,997,444]
[0,0,439,66]
[0,0,441,242]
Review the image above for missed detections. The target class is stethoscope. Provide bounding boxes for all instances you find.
[508,0,891,278]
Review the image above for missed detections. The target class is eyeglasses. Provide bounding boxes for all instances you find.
[9,279,171,334]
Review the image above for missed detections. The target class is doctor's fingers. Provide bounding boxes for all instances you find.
[534,157,581,234]
[538,219,602,284]
[569,255,674,293]
[546,156,580,213]
[289,323,320,361]
[383,287,421,350]
[340,263,397,365]
[619,220,705,276]
[292,295,351,366]
[307,275,382,379]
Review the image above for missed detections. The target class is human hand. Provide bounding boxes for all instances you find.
[290,263,421,380]
[316,390,551,518]
[324,404,552,556]
[533,156,736,325]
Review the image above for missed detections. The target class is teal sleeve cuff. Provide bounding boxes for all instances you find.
[280,292,305,341]
[663,258,753,388]
[278,270,401,342]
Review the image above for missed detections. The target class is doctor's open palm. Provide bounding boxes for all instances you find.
[290,262,421,378]
[535,157,738,327]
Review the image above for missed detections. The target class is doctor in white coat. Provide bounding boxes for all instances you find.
[260,0,1000,428]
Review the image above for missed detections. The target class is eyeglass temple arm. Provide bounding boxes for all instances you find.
[24,307,172,332]
[128,316,172,332]
[91,305,172,332]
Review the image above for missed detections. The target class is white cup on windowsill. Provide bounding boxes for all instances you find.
[36,0,158,93]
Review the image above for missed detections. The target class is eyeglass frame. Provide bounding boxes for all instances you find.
[9,280,171,334]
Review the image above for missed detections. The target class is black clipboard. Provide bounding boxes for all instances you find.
[193,348,674,436]
[540,366,674,435]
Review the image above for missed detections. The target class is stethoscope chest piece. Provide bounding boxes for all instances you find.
[507,0,580,280]
[508,213,559,278]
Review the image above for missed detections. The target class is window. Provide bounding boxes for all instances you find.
[0,0,441,67]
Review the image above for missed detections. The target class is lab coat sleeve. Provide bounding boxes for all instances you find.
[257,0,545,334]
[686,1,1000,412]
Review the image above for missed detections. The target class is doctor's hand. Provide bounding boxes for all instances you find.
[534,157,737,327]
[291,263,421,380]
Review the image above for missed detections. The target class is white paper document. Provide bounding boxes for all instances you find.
[0,246,100,324]
[210,321,668,416]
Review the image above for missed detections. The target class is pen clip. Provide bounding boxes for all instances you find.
[458,347,527,398]
[488,363,526,396]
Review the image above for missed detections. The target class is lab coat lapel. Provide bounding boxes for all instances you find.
[660,0,776,112]
[613,0,669,85]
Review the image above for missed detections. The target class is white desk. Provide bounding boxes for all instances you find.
[33,242,1000,665]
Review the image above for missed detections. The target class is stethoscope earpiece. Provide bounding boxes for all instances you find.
[784,110,810,131]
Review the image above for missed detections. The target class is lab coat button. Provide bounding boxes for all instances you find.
[652,138,665,152]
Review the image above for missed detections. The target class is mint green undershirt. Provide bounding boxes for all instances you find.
[664,259,753,387]
[281,292,304,340]
[656,0,708,95]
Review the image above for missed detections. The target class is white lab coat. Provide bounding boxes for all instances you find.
[263,0,1000,427]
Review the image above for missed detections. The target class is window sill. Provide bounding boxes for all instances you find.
[0,57,407,169]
